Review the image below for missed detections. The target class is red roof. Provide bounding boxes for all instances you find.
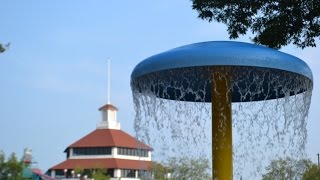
[66,129,152,150]
[98,104,118,111]
[49,158,151,170]
[32,169,56,180]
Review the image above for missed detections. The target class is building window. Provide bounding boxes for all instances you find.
[121,169,135,178]
[106,169,114,177]
[117,147,148,157]
[73,147,112,156]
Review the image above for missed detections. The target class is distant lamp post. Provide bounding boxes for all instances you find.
[64,169,68,178]
[77,173,81,179]
[317,153,319,168]
[71,170,75,178]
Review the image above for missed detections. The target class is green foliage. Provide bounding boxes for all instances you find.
[0,151,26,180]
[74,167,83,174]
[91,169,111,180]
[151,157,211,179]
[167,156,211,180]
[302,164,320,180]
[151,161,171,180]
[262,157,312,180]
[0,43,9,53]
[0,44,5,53]
[192,0,320,49]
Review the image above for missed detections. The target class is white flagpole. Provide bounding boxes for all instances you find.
[107,59,111,104]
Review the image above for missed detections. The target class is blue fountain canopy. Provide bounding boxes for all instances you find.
[131,41,313,102]
[131,41,313,81]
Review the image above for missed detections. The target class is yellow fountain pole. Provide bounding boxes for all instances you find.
[211,67,233,180]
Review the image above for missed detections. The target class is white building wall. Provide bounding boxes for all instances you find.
[50,170,55,178]
[69,155,114,159]
[113,154,151,161]
[112,146,117,156]
[114,169,121,178]
[69,148,73,157]
[98,108,120,129]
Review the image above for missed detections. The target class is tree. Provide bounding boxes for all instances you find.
[0,43,9,53]
[302,164,320,180]
[151,161,171,180]
[0,44,6,53]
[191,0,320,49]
[262,157,312,180]
[91,169,111,180]
[167,156,211,180]
[74,167,84,176]
[0,151,25,180]
[151,157,211,179]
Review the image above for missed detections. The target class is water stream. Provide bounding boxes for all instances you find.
[131,66,313,179]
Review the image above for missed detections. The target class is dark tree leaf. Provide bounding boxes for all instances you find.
[0,44,5,53]
[192,0,320,49]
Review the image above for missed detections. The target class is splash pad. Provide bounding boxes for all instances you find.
[131,41,313,179]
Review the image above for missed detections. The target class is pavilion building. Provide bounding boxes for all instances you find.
[47,103,152,179]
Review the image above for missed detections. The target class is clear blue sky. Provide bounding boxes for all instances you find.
[0,1,319,171]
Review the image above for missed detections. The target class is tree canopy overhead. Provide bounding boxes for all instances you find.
[192,0,320,49]
[0,43,10,53]
[0,44,6,53]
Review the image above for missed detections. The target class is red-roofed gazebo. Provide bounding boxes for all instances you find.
[47,104,152,179]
